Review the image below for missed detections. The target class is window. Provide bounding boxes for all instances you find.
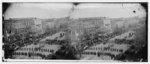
[90,52,93,55]
[50,50,54,53]
[84,52,87,54]
[113,49,116,51]
[25,53,27,55]
[85,52,88,55]
[47,49,50,52]
[29,48,31,51]
[46,49,48,52]
[98,48,101,50]
[107,49,109,51]
[110,49,112,51]
[41,49,43,52]
[112,48,115,51]
[85,52,87,54]
[43,49,45,52]
[116,49,118,52]
[93,52,96,55]
[119,49,123,52]
[89,52,91,55]
[23,53,25,55]
[89,48,92,50]
[45,49,47,52]
[31,48,33,51]
[86,52,88,55]
[16,52,18,55]
[95,48,97,50]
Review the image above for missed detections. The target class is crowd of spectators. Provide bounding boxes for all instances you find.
[3,31,42,58]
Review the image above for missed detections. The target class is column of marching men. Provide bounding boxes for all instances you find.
[82,47,123,56]
[12,47,55,59]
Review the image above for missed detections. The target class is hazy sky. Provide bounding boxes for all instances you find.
[4,3,73,19]
[4,3,146,20]
[71,3,146,19]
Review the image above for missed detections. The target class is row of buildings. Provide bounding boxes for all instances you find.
[4,16,139,37]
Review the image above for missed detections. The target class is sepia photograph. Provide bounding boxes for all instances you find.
[2,2,148,62]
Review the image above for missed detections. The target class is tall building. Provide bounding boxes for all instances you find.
[103,19,112,32]
[31,18,44,35]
